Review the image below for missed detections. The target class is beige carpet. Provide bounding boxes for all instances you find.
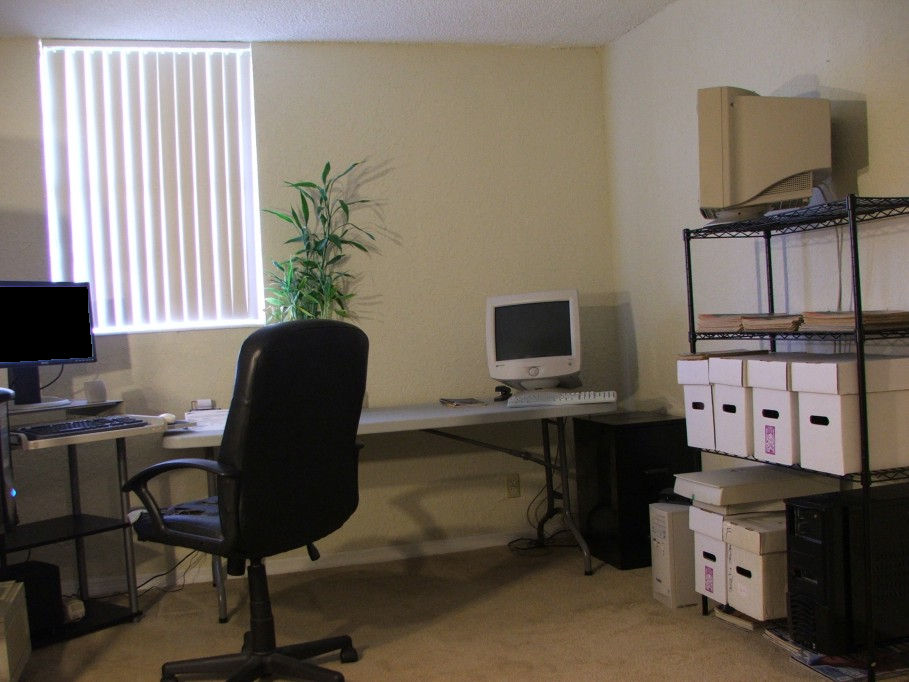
[19,545,817,681]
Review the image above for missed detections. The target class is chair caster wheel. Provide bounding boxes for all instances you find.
[340,646,359,663]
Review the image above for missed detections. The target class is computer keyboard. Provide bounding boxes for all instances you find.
[13,415,149,441]
[506,389,617,408]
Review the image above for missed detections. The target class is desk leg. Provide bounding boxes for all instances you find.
[555,418,592,575]
[536,422,557,545]
[205,446,228,623]
[116,438,140,617]
[540,418,593,576]
[68,445,90,599]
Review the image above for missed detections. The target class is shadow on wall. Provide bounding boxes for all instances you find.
[579,293,638,404]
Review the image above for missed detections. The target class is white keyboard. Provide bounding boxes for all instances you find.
[506,389,617,408]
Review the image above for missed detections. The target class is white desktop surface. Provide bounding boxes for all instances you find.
[163,400,618,449]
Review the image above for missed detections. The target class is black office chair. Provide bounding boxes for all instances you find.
[124,319,368,682]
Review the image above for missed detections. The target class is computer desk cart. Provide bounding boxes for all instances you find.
[6,403,165,646]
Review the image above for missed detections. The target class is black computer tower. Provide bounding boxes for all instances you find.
[574,413,701,569]
[786,483,909,655]
[0,388,18,532]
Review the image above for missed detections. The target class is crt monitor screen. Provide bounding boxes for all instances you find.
[494,301,573,361]
[0,281,97,406]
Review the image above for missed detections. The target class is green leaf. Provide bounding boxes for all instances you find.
[263,209,295,225]
[321,162,331,184]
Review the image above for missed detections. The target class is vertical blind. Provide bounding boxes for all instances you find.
[40,41,264,334]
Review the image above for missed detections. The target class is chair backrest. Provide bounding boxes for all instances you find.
[217,319,368,559]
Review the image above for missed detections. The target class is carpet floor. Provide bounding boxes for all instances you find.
[19,545,818,681]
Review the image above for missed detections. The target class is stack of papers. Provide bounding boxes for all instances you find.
[741,313,803,332]
[696,313,746,332]
[800,309,909,331]
[185,408,229,427]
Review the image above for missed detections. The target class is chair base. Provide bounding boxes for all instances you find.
[160,633,358,682]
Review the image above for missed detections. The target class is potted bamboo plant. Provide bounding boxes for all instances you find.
[264,161,375,321]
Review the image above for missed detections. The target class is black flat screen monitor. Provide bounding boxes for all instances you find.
[0,281,97,409]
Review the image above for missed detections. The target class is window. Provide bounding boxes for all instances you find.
[39,41,264,334]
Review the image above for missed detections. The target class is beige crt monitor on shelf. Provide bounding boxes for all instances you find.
[697,86,831,221]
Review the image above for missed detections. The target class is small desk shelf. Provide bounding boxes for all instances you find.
[0,514,129,553]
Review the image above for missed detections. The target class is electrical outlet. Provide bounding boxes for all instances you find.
[506,472,521,498]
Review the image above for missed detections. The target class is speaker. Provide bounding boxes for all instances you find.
[0,562,65,641]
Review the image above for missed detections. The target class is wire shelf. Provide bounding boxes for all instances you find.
[685,196,909,239]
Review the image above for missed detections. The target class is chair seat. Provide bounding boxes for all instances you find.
[135,496,223,541]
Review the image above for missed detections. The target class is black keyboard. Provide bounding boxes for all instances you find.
[14,416,148,441]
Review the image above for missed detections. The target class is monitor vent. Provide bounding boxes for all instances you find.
[761,171,814,198]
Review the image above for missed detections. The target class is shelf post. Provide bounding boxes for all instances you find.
[763,229,776,352]
[847,194,876,680]
[68,444,90,600]
[683,229,697,353]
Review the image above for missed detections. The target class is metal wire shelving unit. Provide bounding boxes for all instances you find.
[682,195,909,681]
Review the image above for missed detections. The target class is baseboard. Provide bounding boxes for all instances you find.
[79,532,526,595]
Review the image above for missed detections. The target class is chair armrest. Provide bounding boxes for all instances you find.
[123,457,233,492]
[122,458,238,535]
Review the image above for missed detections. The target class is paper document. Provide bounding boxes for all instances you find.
[185,408,229,427]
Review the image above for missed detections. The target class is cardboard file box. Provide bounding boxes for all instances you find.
[674,465,837,507]
[723,513,787,621]
[712,383,753,456]
[745,352,838,391]
[797,391,909,475]
[792,356,909,475]
[682,385,715,450]
[751,387,799,465]
[678,358,715,450]
[650,503,698,608]
[708,355,755,456]
[708,355,751,387]
[689,506,727,603]
[0,581,29,682]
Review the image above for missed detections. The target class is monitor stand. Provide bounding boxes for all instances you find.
[6,365,71,413]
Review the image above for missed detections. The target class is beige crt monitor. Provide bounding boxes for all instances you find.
[698,86,831,221]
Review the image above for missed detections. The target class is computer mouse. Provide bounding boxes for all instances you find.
[159,412,177,425]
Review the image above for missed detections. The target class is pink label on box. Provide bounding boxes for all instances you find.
[705,566,714,593]
[764,424,776,455]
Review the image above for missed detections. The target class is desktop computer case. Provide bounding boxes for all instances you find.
[786,482,909,654]
[575,413,700,570]
[0,389,17,533]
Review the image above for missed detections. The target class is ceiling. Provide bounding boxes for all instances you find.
[0,0,673,46]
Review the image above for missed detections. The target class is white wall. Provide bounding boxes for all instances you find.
[603,0,909,417]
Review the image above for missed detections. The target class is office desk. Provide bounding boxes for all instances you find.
[163,399,617,620]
